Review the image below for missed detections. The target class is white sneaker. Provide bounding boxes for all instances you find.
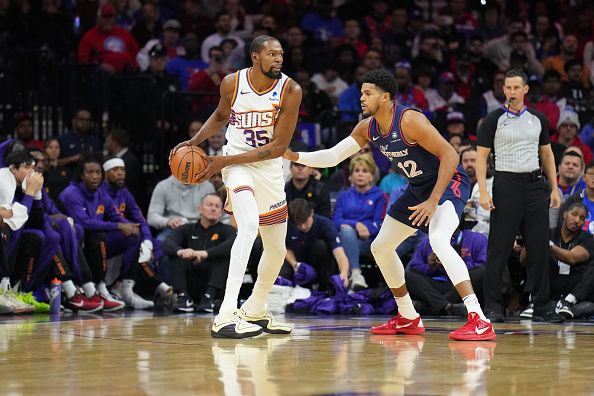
[239,307,292,334]
[520,303,534,319]
[112,280,154,310]
[1,290,34,314]
[350,271,368,290]
[211,310,263,339]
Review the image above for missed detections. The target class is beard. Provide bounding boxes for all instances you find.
[261,65,282,79]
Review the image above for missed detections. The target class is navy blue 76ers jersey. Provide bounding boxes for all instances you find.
[368,105,443,187]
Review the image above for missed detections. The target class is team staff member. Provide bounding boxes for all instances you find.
[476,69,563,323]
[281,198,349,290]
[162,194,236,313]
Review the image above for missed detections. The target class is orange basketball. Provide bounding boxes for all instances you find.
[170,146,208,185]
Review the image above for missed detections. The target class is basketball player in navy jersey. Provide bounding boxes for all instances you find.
[285,69,495,341]
[171,35,302,339]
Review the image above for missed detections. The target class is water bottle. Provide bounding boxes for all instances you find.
[50,278,62,314]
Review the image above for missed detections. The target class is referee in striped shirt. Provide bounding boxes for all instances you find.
[476,69,564,323]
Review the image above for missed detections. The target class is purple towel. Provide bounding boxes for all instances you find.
[294,262,317,286]
[274,276,294,287]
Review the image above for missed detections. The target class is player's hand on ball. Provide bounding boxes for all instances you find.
[283,148,298,162]
[169,140,193,164]
[193,155,228,184]
[408,198,438,227]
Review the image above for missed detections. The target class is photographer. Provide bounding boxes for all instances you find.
[189,46,228,120]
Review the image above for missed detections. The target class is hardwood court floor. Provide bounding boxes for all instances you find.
[1,312,594,395]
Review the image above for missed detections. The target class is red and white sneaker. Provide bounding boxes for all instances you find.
[98,293,125,312]
[64,292,103,313]
[449,312,496,341]
[371,314,426,335]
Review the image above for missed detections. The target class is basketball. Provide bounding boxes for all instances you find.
[170,146,208,185]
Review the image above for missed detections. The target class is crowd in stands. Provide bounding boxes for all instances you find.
[1,0,594,319]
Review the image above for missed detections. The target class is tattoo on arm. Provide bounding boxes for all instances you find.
[257,149,272,160]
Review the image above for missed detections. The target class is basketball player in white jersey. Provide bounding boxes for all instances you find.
[171,35,302,338]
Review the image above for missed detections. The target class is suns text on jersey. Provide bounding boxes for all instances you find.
[229,109,277,129]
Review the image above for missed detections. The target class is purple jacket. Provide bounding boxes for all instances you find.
[100,182,151,240]
[58,181,123,231]
[408,230,487,278]
[332,186,387,238]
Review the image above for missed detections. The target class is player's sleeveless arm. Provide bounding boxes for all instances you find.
[295,136,361,168]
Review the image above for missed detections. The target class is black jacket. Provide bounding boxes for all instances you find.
[162,220,236,260]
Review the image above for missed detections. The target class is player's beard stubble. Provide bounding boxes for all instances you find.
[261,65,282,80]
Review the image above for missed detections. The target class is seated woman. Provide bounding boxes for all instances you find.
[44,138,73,203]
[332,154,387,290]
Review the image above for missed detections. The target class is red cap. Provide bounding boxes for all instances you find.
[99,3,116,18]
[51,278,62,284]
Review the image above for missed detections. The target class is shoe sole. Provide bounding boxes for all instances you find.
[247,320,291,334]
[532,315,565,323]
[103,304,125,312]
[175,307,195,313]
[448,331,497,341]
[211,325,263,339]
[76,306,104,314]
[371,328,397,335]
[556,309,574,319]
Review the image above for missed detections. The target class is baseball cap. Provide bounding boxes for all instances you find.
[99,3,115,18]
[148,43,167,58]
[163,19,181,31]
[557,110,580,130]
[439,71,456,83]
[446,111,465,125]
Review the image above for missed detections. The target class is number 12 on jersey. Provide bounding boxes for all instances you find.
[397,160,423,178]
[243,129,270,148]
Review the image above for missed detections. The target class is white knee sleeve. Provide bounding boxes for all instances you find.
[428,201,470,286]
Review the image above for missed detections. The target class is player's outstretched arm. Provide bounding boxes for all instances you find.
[283,118,370,168]
[169,73,236,161]
[402,110,459,226]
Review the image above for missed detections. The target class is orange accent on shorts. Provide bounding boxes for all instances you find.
[54,255,66,276]
[100,241,107,274]
[140,262,156,279]
[26,257,34,283]
[259,205,288,226]
[233,185,255,194]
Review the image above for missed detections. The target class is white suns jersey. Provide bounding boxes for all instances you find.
[224,68,290,159]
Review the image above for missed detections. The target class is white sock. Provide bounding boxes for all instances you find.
[0,277,10,291]
[219,188,260,315]
[565,294,577,304]
[122,279,136,290]
[463,294,486,320]
[97,281,110,297]
[242,222,288,316]
[81,282,97,298]
[157,282,171,297]
[62,280,77,299]
[395,293,419,320]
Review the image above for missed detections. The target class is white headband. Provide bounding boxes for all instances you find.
[103,158,125,172]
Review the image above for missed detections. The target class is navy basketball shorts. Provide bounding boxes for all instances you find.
[388,171,471,234]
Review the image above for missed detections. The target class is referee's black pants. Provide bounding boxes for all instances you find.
[484,171,550,313]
